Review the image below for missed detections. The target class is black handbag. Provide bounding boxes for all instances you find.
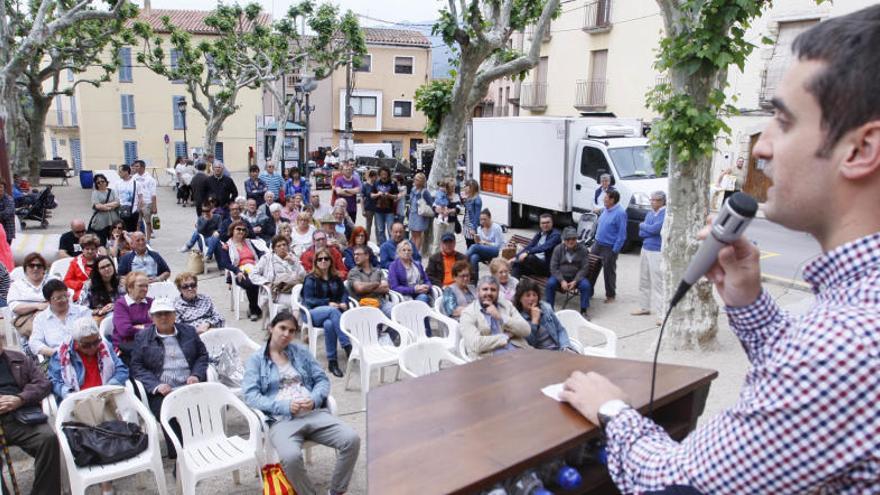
[12,404,48,425]
[61,420,148,467]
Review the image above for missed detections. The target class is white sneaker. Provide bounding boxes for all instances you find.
[178,245,189,253]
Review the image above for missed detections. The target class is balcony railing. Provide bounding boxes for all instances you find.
[583,0,613,32]
[525,23,552,42]
[46,111,78,128]
[519,83,548,111]
[574,79,607,110]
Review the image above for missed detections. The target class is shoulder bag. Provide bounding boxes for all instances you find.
[417,190,434,218]
[61,420,148,467]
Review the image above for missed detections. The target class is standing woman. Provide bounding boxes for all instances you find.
[89,173,120,244]
[407,173,433,257]
[301,247,351,378]
[461,179,482,248]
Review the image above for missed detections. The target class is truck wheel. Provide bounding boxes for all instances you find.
[510,202,528,228]
[552,211,574,229]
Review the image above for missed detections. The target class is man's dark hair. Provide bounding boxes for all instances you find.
[43,279,69,300]
[119,164,131,174]
[132,159,145,168]
[792,6,880,155]
[249,165,259,174]
[378,165,391,177]
[539,213,553,222]
[607,189,620,204]
[480,208,492,217]
[196,162,206,172]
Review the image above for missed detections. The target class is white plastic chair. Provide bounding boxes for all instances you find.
[399,340,465,378]
[147,281,178,301]
[0,308,20,351]
[555,309,618,357]
[458,338,473,362]
[99,315,114,340]
[55,385,168,495]
[339,307,415,408]
[367,241,380,257]
[226,269,245,320]
[160,383,261,494]
[390,300,459,352]
[291,284,319,357]
[49,257,73,280]
[199,327,261,397]
[252,396,338,466]
[9,267,24,282]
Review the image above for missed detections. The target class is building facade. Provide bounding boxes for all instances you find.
[44,8,265,174]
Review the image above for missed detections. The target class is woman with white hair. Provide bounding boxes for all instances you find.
[48,316,129,401]
[260,202,289,243]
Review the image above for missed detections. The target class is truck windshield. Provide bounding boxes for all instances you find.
[609,146,665,179]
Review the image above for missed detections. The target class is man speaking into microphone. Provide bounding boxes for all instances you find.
[560,7,880,494]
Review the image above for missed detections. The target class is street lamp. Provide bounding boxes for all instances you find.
[293,75,317,173]
[177,97,188,160]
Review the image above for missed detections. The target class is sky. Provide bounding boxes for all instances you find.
[143,0,447,26]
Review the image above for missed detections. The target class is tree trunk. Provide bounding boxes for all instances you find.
[660,70,723,349]
[270,95,296,164]
[26,97,50,183]
[203,115,224,156]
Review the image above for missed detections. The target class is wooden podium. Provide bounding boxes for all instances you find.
[368,349,717,494]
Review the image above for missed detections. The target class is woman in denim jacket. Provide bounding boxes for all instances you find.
[243,312,360,495]
[513,279,576,352]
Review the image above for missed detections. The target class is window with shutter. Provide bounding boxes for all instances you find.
[55,95,64,126]
[51,138,58,158]
[394,56,414,75]
[70,139,82,172]
[121,95,136,128]
[214,142,224,162]
[123,141,138,165]
[170,49,183,84]
[118,47,132,82]
[70,95,78,126]
[175,142,187,158]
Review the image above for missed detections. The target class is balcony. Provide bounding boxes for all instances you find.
[46,111,78,128]
[583,0,613,33]
[519,83,548,111]
[574,79,607,110]
[525,23,552,42]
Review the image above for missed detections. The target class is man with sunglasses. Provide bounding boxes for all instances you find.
[57,218,87,258]
[300,231,347,278]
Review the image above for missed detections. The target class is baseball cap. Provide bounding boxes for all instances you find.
[441,233,456,243]
[562,226,578,240]
[149,298,175,314]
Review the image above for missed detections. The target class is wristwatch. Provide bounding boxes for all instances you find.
[597,399,629,431]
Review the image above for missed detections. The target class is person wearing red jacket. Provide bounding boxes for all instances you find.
[63,233,100,300]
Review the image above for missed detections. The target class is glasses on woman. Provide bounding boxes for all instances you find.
[26,263,44,270]
[234,227,246,232]
[180,283,197,290]
[316,257,331,262]
[113,225,124,230]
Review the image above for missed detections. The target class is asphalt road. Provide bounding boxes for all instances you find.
[749,218,822,285]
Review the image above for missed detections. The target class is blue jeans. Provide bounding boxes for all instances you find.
[309,306,350,362]
[374,212,395,245]
[466,244,500,276]
[187,233,221,258]
[545,276,593,311]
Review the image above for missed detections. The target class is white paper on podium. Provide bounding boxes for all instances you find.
[541,382,565,402]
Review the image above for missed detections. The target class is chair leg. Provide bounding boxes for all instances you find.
[152,452,170,495]
[309,327,317,358]
[379,367,386,384]
[343,356,355,390]
[360,361,371,409]
[233,469,241,485]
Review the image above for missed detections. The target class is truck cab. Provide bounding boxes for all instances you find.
[572,125,667,247]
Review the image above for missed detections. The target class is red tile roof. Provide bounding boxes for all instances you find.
[362,28,430,48]
[136,8,271,35]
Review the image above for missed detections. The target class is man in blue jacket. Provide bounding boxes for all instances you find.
[511,213,561,279]
[591,190,627,302]
[117,231,171,282]
[632,191,666,320]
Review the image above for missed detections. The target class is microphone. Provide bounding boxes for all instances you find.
[668,192,759,309]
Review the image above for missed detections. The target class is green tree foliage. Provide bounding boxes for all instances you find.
[414,78,453,139]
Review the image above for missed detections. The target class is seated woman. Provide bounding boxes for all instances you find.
[30,279,92,359]
[106,220,131,259]
[78,255,124,323]
[440,260,477,319]
[301,247,351,378]
[179,198,222,255]
[47,316,128,495]
[388,241,433,306]
[63,233,100,301]
[130,299,208,460]
[342,226,377,270]
[290,209,316,257]
[280,193,302,223]
[250,235,305,312]
[7,252,49,356]
[112,271,153,360]
[513,279,577,352]
[489,257,519,303]
[48,317,128,400]
[259,203,289,243]
[464,209,506,277]
[173,272,224,334]
[217,220,267,322]
[242,312,360,495]
[332,205,354,243]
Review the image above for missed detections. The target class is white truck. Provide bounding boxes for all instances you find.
[468,116,667,248]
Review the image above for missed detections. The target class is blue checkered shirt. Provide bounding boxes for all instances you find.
[174,294,224,329]
[604,231,880,494]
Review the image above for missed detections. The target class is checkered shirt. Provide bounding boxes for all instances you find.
[174,294,225,329]
[604,231,880,494]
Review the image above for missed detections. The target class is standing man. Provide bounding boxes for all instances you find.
[333,161,361,223]
[189,162,209,217]
[561,9,880,493]
[132,160,158,239]
[591,190,627,303]
[593,173,615,212]
[206,162,238,213]
[360,169,378,242]
[717,156,748,204]
[632,191,666,321]
[370,166,398,245]
[259,160,285,198]
[510,213,561,280]
[113,164,139,232]
[244,165,267,205]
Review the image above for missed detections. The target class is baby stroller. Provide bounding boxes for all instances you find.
[576,211,598,248]
[16,185,56,229]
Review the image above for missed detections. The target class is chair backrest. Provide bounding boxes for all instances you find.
[147,281,178,301]
[391,300,433,340]
[555,309,617,357]
[49,257,73,280]
[339,306,393,348]
[55,385,151,437]
[99,315,114,339]
[367,241,380,257]
[160,382,241,445]
[252,238,269,254]
[200,327,261,356]
[399,340,465,378]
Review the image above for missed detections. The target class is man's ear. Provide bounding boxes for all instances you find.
[840,121,880,180]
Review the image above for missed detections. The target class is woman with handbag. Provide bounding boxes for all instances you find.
[242,312,360,495]
[77,255,124,323]
[7,252,49,355]
[250,235,305,314]
[89,174,121,244]
[407,173,433,256]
